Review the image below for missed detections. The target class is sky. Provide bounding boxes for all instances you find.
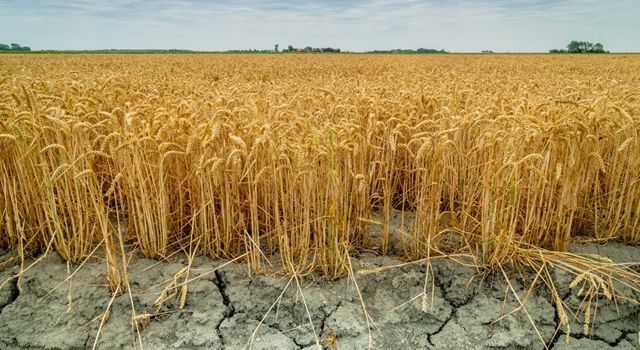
[1,0,639,52]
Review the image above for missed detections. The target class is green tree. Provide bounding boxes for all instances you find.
[287,45,294,52]
[10,43,21,50]
[566,41,606,53]
[567,41,581,53]
[0,44,9,50]
[593,43,605,53]
[274,44,279,52]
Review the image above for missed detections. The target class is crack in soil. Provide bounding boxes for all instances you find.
[612,330,636,347]
[426,312,453,347]
[546,283,639,349]
[263,298,342,349]
[426,267,466,347]
[214,270,233,314]
[426,291,476,347]
[0,275,19,315]
[213,269,234,346]
[319,300,341,338]
[553,330,637,348]
[292,341,304,349]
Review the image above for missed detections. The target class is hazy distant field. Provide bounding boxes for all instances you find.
[1,54,639,279]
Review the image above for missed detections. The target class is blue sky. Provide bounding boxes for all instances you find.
[1,0,639,52]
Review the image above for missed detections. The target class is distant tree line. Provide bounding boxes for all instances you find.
[101,49,194,53]
[367,48,448,54]
[550,41,608,54]
[278,44,341,53]
[0,43,31,51]
[225,49,276,53]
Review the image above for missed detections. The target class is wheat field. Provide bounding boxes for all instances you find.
[1,54,639,286]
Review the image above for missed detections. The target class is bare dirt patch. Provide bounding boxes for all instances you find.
[0,244,638,350]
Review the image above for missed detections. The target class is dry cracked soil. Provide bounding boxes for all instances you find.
[0,243,639,350]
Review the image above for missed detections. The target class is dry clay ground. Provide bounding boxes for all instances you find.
[0,242,639,350]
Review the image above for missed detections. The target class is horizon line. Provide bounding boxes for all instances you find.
[3,48,640,54]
